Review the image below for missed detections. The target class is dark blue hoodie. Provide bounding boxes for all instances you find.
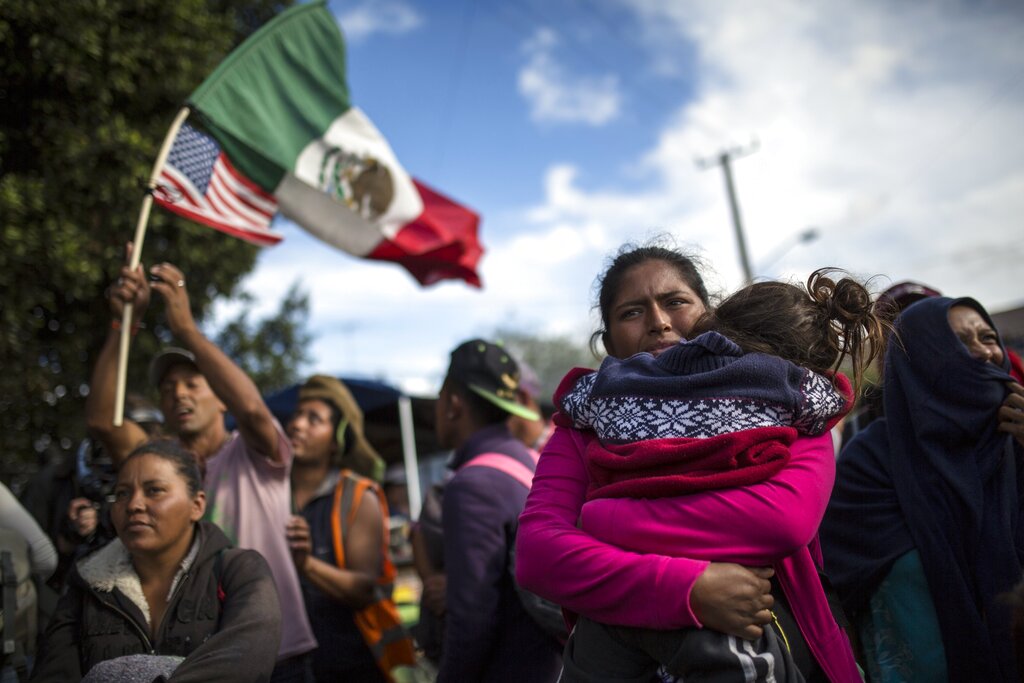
[438,423,562,682]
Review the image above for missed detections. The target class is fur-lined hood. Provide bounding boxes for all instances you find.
[72,521,228,627]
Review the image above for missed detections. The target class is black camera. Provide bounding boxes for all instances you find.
[75,438,117,506]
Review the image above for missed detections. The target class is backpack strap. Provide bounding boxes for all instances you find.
[329,471,416,681]
[331,471,396,584]
[461,452,536,490]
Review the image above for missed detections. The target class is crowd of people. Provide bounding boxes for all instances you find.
[2,238,1024,683]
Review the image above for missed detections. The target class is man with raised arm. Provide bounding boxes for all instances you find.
[85,253,316,681]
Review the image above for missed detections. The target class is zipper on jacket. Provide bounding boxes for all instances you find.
[98,595,155,653]
[99,566,196,654]
[154,569,191,641]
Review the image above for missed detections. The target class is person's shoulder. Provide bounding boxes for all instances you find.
[218,546,274,582]
[448,447,533,500]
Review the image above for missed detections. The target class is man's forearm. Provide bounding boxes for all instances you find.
[84,328,146,464]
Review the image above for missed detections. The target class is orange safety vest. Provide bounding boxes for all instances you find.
[331,470,417,682]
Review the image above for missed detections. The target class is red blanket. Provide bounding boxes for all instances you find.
[585,425,797,500]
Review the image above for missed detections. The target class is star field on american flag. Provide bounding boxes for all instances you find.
[154,121,283,246]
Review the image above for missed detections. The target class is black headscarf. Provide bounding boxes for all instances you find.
[821,296,1024,681]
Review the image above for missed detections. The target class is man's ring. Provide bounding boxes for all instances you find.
[176,279,185,288]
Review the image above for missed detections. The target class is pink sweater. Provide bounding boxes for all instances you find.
[516,426,860,683]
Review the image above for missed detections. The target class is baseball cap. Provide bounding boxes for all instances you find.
[446,339,540,421]
[149,347,198,386]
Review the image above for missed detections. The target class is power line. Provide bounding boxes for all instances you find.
[431,0,479,174]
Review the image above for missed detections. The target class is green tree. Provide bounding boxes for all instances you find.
[493,327,597,404]
[0,0,293,485]
[214,282,312,393]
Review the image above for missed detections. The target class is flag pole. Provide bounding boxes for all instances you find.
[113,105,191,426]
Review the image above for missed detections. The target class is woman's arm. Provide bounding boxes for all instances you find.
[579,432,836,565]
[168,550,281,683]
[287,489,383,609]
[0,482,57,580]
[517,426,772,634]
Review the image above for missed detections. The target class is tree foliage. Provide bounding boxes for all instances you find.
[492,327,597,405]
[214,283,312,394]
[0,0,293,484]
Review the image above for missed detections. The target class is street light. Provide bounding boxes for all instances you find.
[756,227,821,278]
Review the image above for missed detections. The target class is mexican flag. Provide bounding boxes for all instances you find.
[157,0,482,287]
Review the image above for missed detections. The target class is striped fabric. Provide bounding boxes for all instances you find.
[155,123,282,246]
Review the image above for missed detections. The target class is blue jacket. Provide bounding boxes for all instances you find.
[438,423,562,682]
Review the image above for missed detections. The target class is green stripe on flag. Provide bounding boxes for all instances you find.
[189,0,351,191]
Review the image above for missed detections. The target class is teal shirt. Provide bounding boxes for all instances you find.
[859,549,947,682]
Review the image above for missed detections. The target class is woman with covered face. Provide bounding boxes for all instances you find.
[31,439,281,682]
[821,297,1024,682]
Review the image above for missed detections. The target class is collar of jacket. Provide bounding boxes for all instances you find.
[75,524,205,626]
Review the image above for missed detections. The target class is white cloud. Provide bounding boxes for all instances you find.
[517,28,622,126]
[337,2,422,42]
[524,0,1024,308]
[235,0,1024,393]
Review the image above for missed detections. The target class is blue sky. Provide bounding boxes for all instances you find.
[212,0,1024,395]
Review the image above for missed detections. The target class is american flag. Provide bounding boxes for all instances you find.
[155,123,282,246]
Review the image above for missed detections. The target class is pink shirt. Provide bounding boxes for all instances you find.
[516,427,860,682]
[203,425,317,660]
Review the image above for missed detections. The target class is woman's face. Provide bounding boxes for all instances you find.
[287,399,336,463]
[604,259,707,359]
[948,305,1004,366]
[112,454,205,557]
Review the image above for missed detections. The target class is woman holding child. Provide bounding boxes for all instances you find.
[516,242,869,681]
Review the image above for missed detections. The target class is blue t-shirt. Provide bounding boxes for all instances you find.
[860,549,947,682]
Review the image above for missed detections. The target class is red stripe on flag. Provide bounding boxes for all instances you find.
[220,153,276,203]
[367,179,483,287]
[157,201,283,246]
[208,166,271,227]
[155,165,282,246]
[217,157,277,218]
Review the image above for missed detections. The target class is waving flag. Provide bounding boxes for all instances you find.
[154,0,482,287]
[156,123,281,246]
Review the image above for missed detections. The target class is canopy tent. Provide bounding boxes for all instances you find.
[261,377,442,519]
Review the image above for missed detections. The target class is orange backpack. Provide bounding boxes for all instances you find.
[331,470,417,682]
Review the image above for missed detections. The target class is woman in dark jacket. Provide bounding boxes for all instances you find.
[821,297,1024,682]
[31,439,281,682]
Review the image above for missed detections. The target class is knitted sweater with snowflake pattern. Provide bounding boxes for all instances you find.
[554,331,853,500]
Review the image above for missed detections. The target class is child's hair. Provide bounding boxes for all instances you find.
[692,268,889,393]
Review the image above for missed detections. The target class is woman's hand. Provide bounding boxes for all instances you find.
[999,382,1024,448]
[690,563,774,639]
[285,515,313,574]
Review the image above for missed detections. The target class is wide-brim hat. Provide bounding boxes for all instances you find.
[446,339,540,421]
[298,375,384,480]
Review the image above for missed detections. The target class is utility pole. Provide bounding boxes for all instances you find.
[696,141,759,285]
